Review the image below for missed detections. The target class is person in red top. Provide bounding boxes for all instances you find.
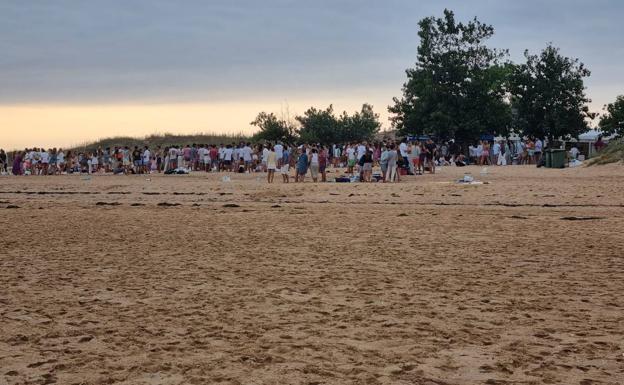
[209,145,219,172]
[594,136,606,152]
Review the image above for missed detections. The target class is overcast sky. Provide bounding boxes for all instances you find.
[1,0,623,148]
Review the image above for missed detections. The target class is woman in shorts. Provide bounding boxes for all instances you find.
[266,145,277,183]
[281,146,291,183]
[526,139,535,164]
[361,150,373,182]
[319,146,328,182]
[411,141,422,175]
[481,141,491,166]
[309,147,320,182]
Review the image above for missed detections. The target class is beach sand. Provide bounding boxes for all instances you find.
[1,165,623,385]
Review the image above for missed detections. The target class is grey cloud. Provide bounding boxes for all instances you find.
[0,0,622,106]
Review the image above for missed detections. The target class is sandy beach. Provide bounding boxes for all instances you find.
[1,165,623,385]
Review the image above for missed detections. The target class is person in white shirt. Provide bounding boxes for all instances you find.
[569,145,580,160]
[399,139,409,174]
[534,138,543,164]
[514,140,524,165]
[233,144,241,167]
[218,144,225,171]
[274,142,284,168]
[40,149,50,175]
[356,142,367,162]
[197,145,207,172]
[242,143,253,172]
[333,145,341,167]
[261,145,270,172]
[90,152,99,174]
[492,141,501,166]
[143,147,151,174]
[168,146,178,169]
[56,149,65,174]
[223,144,234,171]
[346,145,356,176]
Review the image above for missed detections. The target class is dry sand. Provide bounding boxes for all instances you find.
[0,165,623,385]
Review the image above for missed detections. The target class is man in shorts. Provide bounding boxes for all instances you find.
[281,146,290,183]
[132,146,142,174]
[346,144,356,176]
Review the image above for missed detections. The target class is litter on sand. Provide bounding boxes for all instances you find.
[456,174,487,185]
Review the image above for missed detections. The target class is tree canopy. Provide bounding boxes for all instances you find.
[388,9,511,143]
[599,95,624,138]
[252,104,380,145]
[252,10,600,146]
[508,45,592,142]
[250,112,296,143]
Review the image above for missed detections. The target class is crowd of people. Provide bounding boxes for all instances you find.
[467,137,544,166]
[0,136,556,183]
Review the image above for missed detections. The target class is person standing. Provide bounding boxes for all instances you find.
[379,145,389,182]
[12,151,23,175]
[274,141,284,169]
[309,147,320,182]
[481,141,490,166]
[410,141,421,175]
[346,144,356,176]
[40,148,50,175]
[319,146,328,182]
[242,142,253,172]
[425,139,437,174]
[223,144,233,171]
[526,139,535,165]
[0,149,7,173]
[333,145,341,168]
[296,147,309,183]
[386,144,398,183]
[534,137,543,165]
[492,141,501,166]
[261,145,270,172]
[281,146,291,183]
[142,146,151,174]
[266,146,277,183]
[399,138,409,173]
[361,150,373,182]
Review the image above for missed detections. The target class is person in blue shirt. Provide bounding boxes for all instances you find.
[296,146,309,183]
[281,146,291,183]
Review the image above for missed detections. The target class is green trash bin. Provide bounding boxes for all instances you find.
[550,149,566,168]
[544,150,552,168]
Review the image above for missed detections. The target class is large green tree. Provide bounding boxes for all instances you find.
[296,104,381,144]
[250,112,296,143]
[337,103,381,143]
[599,95,624,138]
[296,105,340,144]
[509,45,592,142]
[389,9,511,143]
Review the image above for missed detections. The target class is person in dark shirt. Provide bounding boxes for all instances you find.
[132,146,142,174]
[0,149,7,173]
[361,150,373,182]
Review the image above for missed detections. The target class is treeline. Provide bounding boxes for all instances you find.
[254,9,624,144]
[251,103,381,144]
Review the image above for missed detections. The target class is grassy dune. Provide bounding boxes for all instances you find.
[71,132,250,151]
[587,138,624,165]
